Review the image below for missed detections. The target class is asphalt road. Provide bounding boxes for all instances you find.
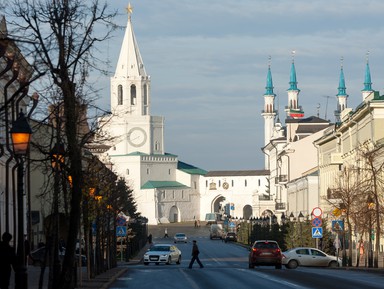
[110,222,384,289]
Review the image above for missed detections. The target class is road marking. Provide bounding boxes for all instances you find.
[237,268,311,289]
[179,268,201,289]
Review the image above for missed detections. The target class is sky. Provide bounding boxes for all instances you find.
[94,0,384,172]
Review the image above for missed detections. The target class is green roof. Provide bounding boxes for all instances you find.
[141,181,190,190]
[178,161,207,175]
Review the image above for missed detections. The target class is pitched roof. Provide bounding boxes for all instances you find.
[178,161,207,175]
[141,181,190,190]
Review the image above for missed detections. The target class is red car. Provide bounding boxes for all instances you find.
[248,240,282,269]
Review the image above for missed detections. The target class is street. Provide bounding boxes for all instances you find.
[109,223,384,289]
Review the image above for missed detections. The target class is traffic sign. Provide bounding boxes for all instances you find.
[116,217,126,226]
[312,217,322,227]
[312,227,323,238]
[332,220,344,231]
[116,226,127,237]
[229,222,235,228]
[312,207,323,217]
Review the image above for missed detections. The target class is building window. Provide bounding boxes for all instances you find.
[144,84,148,105]
[194,181,197,189]
[126,169,129,175]
[130,85,136,105]
[219,180,221,187]
[147,168,150,174]
[245,179,247,187]
[118,85,123,105]
[258,179,260,186]
[206,180,208,187]
[232,180,234,187]
[168,169,171,175]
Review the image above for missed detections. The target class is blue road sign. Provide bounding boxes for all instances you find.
[312,227,323,238]
[116,226,127,237]
[229,222,235,228]
[332,220,344,231]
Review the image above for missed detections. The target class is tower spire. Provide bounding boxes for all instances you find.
[285,51,303,119]
[265,56,274,95]
[362,51,374,101]
[114,3,147,78]
[288,50,299,91]
[335,57,348,122]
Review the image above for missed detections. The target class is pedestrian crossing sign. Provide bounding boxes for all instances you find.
[116,226,127,237]
[312,227,323,238]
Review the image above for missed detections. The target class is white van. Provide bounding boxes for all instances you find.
[210,224,223,239]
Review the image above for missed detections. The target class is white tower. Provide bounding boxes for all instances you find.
[108,4,164,155]
[261,58,276,169]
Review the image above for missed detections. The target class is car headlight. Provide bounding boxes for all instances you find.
[161,254,168,257]
[144,254,149,258]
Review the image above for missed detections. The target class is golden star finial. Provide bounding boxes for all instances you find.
[126,3,133,18]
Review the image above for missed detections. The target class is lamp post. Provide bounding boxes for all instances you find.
[367,195,374,268]
[298,212,304,247]
[10,111,32,289]
[50,143,65,288]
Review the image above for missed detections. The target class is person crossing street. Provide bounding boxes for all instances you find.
[188,240,203,269]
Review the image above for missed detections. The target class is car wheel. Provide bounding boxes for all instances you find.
[144,262,149,265]
[287,260,298,269]
[248,263,255,269]
[275,264,282,269]
[166,256,172,265]
[176,256,181,265]
[328,261,338,267]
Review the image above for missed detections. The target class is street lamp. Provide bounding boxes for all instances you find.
[367,195,374,268]
[10,111,32,289]
[298,212,304,246]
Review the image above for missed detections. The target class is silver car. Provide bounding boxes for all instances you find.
[282,247,341,269]
[174,233,188,243]
[143,244,181,265]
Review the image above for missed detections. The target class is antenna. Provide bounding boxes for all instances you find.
[316,103,320,118]
[321,95,331,120]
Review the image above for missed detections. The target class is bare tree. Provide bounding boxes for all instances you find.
[5,1,117,288]
[325,165,364,267]
[357,142,384,268]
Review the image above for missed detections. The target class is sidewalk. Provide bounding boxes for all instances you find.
[10,242,150,289]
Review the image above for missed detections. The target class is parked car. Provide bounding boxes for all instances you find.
[29,246,87,266]
[143,244,181,265]
[224,232,237,243]
[248,240,282,269]
[282,247,341,269]
[174,233,188,243]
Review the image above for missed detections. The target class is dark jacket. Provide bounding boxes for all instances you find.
[191,243,200,257]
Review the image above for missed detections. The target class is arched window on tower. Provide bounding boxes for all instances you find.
[118,85,123,105]
[130,85,136,105]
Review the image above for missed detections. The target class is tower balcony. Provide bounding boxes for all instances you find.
[275,202,286,211]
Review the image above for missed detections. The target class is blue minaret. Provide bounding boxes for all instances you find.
[285,51,303,119]
[262,56,277,169]
[335,57,348,122]
[362,52,374,101]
